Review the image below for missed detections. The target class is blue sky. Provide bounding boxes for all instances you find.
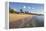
[9,2,44,14]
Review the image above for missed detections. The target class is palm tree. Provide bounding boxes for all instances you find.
[20,9,23,13]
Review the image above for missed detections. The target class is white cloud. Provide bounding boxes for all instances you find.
[23,6,26,8]
[31,12,43,14]
[31,10,43,14]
